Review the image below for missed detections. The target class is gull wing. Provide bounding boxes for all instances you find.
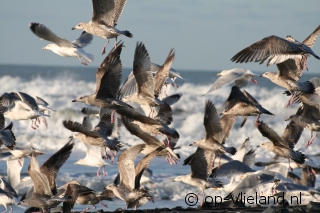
[91,0,116,26]
[95,42,123,99]
[29,22,73,47]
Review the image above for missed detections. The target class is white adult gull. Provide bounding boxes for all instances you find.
[29,22,94,65]
[0,92,50,130]
[203,68,258,95]
[72,0,132,55]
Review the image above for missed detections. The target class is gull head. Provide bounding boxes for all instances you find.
[72,95,89,104]
[285,114,297,121]
[106,183,116,191]
[42,44,56,51]
[260,72,275,79]
[72,22,85,30]
[259,142,273,150]
[172,176,183,182]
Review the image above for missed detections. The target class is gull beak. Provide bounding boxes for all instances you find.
[259,74,263,77]
[71,27,76,30]
[217,72,222,76]
[256,145,260,148]
[189,144,193,146]
[69,136,73,139]
[42,47,46,50]
[72,99,77,102]
[172,179,176,182]
[284,117,290,121]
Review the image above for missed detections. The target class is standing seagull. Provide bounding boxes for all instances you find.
[29,22,94,65]
[72,0,132,55]
[231,25,320,70]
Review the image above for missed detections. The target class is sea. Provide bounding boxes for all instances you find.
[0,64,319,212]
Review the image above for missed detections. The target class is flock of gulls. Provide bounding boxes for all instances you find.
[1,0,320,212]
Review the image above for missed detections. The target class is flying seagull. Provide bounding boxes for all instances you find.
[30,22,94,65]
[231,25,320,70]
[203,68,258,95]
[72,0,132,54]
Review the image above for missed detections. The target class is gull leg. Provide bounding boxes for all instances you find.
[77,56,87,66]
[306,132,316,148]
[110,110,116,124]
[102,166,107,176]
[9,206,13,213]
[211,155,217,168]
[288,159,293,172]
[101,39,109,55]
[218,155,222,168]
[97,197,108,208]
[31,120,36,130]
[96,167,101,177]
[82,207,90,213]
[114,37,118,49]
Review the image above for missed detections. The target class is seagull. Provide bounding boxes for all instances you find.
[0,112,16,150]
[29,22,94,65]
[121,115,179,164]
[74,143,109,177]
[72,0,132,54]
[189,100,237,167]
[57,180,110,213]
[221,86,274,126]
[17,150,73,212]
[0,175,19,213]
[105,144,154,210]
[173,148,224,206]
[63,114,122,155]
[203,68,258,95]
[117,64,182,101]
[285,105,320,148]
[0,92,50,129]
[256,120,306,171]
[231,25,320,70]
[121,42,164,111]
[72,41,124,109]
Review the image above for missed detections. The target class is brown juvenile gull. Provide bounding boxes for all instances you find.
[203,68,258,96]
[111,146,165,209]
[285,105,320,148]
[17,150,74,213]
[63,114,122,155]
[256,120,306,171]
[0,92,50,130]
[173,148,224,206]
[0,111,16,150]
[221,86,274,125]
[72,0,132,54]
[105,144,153,210]
[117,64,182,101]
[29,22,94,65]
[189,100,237,168]
[260,70,315,107]
[57,180,112,213]
[0,175,19,213]
[121,42,169,115]
[121,115,179,164]
[72,41,124,109]
[230,25,320,69]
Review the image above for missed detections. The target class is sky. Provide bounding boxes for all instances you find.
[1,0,320,73]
